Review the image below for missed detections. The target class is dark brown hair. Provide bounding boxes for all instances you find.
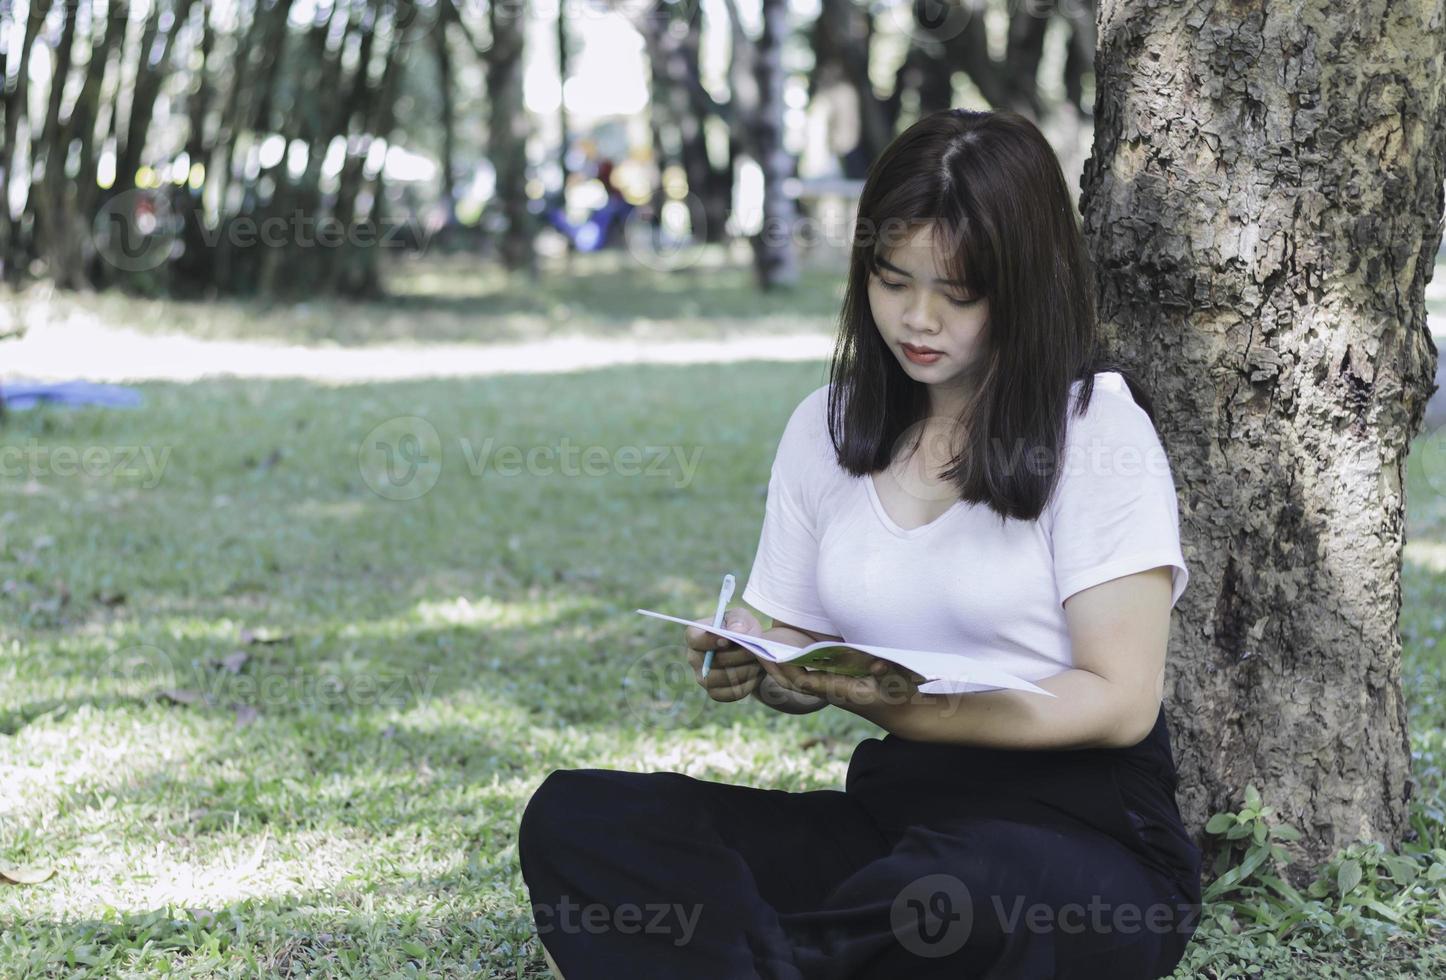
[825,108,1154,524]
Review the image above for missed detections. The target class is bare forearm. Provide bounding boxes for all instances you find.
[840,668,1153,750]
[750,627,828,715]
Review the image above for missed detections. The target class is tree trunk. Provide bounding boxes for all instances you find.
[1080,0,1445,874]
[174,0,216,295]
[438,1,459,228]
[0,0,55,282]
[1061,0,1096,118]
[750,0,798,289]
[215,0,296,294]
[61,1,128,289]
[1002,4,1048,117]
[116,0,196,198]
[629,0,730,246]
[487,0,536,279]
[812,0,891,176]
[30,0,77,286]
[255,2,329,298]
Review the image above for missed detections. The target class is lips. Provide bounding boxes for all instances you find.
[902,342,943,355]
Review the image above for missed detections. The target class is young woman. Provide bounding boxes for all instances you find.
[518,108,1202,979]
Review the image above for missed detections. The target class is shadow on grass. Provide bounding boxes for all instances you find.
[2,893,550,978]
[4,359,1446,980]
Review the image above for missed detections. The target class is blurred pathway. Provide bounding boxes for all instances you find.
[1,292,1442,428]
[0,316,834,385]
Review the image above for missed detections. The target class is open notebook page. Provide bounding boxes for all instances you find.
[636,609,1056,698]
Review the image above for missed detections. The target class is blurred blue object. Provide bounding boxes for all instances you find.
[1,380,144,412]
[542,195,633,253]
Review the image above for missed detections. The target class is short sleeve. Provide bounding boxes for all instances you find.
[740,386,839,635]
[1047,382,1190,610]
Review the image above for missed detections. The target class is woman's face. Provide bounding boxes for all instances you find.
[866,222,990,396]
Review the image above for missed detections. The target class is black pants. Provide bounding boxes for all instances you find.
[518,707,1202,979]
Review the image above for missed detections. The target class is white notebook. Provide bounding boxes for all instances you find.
[637,609,1056,698]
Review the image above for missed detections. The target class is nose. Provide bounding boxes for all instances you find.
[900,291,942,334]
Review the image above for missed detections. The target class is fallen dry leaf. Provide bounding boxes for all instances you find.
[233,704,259,727]
[218,650,249,674]
[240,628,291,646]
[0,865,55,885]
[159,688,207,706]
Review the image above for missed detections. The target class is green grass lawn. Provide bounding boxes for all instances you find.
[1,254,1444,976]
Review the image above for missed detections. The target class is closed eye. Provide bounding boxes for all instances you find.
[878,277,975,307]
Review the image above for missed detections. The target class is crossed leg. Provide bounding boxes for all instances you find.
[781,815,1192,978]
[518,768,1191,979]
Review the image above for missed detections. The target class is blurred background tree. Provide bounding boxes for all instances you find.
[0,0,1098,299]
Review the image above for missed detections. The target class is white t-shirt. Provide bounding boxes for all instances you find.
[740,371,1189,684]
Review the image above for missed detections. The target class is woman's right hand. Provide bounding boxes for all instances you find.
[685,608,764,702]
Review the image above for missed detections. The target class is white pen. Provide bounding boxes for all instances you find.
[699,573,736,680]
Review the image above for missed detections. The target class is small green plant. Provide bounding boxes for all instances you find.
[1199,783,1446,950]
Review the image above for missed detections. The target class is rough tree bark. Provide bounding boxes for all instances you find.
[1080,0,1445,873]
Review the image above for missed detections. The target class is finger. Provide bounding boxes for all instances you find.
[700,645,756,669]
[767,661,816,695]
[700,663,758,688]
[684,634,730,654]
[774,662,811,686]
[710,679,758,702]
[685,622,720,651]
[722,609,757,630]
[758,659,803,693]
[798,670,829,697]
[807,673,852,703]
[687,646,752,673]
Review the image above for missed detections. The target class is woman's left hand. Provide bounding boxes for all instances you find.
[758,656,925,708]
